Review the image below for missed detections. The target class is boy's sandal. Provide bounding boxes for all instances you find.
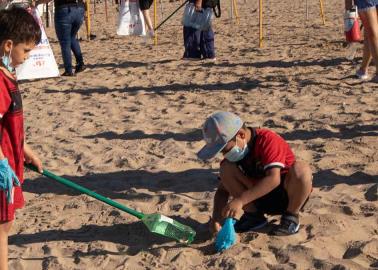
[271,213,300,236]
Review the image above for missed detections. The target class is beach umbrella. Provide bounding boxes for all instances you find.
[26,164,196,244]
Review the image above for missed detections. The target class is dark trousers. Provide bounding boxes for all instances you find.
[55,5,85,73]
[183,26,215,59]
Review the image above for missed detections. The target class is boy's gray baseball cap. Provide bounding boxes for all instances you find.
[197,111,243,160]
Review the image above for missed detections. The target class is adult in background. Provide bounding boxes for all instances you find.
[139,0,155,38]
[349,0,378,82]
[35,0,86,76]
[183,0,216,60]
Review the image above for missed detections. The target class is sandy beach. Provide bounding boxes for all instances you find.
[7,0,378,269]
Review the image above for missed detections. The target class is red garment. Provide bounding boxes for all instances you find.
[222,128,296,180]
[0,70,25,221]
[252,128,295,174]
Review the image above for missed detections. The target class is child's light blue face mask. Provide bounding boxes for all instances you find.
[1,48,14,73]
[224,137,249,162]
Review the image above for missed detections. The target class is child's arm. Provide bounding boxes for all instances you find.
[0,148,5,160]
[195,0,202,11]
[0,136,20,203]
[210,183,229,234]
[24,143,43,173]
[223,168,281,218]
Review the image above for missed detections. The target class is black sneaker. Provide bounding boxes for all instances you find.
[234,211,268,233]
[61,71,75,77]
[75,64,86,74]
[271,213,300,236]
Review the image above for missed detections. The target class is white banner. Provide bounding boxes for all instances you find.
[117,0,146,36]
[16,8,59,81]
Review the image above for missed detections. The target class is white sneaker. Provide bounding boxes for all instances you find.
[356,69,369,80]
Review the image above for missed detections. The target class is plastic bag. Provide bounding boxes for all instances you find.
[215,218,236,252]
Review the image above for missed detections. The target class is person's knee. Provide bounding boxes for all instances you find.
[290,161,313,187]
[0,221,13,236]
[219,160,238,182]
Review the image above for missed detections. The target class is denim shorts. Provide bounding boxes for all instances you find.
[355,0,378,11]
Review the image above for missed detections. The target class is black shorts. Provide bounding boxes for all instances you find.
[254,174,289,215]
[139,0,153,10]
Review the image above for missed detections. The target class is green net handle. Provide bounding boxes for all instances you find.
[25,164,145,220]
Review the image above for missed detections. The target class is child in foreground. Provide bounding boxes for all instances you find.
[197,111,312,236]
[0,7,43,270]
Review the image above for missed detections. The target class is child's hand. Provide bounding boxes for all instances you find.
[0,159,20,204]
[24,145,43,173]
[222,198,243,219]
[194,0,202,11]
[209,218,222,236]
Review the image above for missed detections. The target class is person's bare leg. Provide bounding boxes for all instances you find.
[360,32,372,74]
[0,221,13,270]
[359,8,378,76]
[142,9,154,33]
[219,160,256,213]
[284,161,313,215]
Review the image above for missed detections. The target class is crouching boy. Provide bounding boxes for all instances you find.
[197,111,312,235]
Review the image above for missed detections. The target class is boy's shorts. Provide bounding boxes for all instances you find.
[139,0,153,10]
[0,186,24,222]
[355,0,378,11]
[254,174,289,215]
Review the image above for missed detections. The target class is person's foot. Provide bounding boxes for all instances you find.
[203,57,217,62]
[75,64,86,74]
[147,29,155,38]
[271,212,300,236]
[89,34,97,40]
[182,57,202,61]
[234,211,268,233]
[356,69,369,80]
[61,71,75,76]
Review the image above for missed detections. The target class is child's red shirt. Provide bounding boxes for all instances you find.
[222,128,296,180]
[0,69,25,221]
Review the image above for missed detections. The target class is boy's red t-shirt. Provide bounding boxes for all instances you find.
[225,128,296,180]
[0,69,25,221]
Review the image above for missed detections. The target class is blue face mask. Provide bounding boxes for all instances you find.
[224,137,249,162]
[1,50,14,73]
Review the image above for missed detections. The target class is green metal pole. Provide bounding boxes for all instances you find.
[25,164,145,220]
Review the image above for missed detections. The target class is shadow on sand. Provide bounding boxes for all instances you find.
[23,168,218,200]
[83,129,202,142]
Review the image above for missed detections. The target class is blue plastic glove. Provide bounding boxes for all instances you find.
[215,218,237,252]
[0,159,20,204]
